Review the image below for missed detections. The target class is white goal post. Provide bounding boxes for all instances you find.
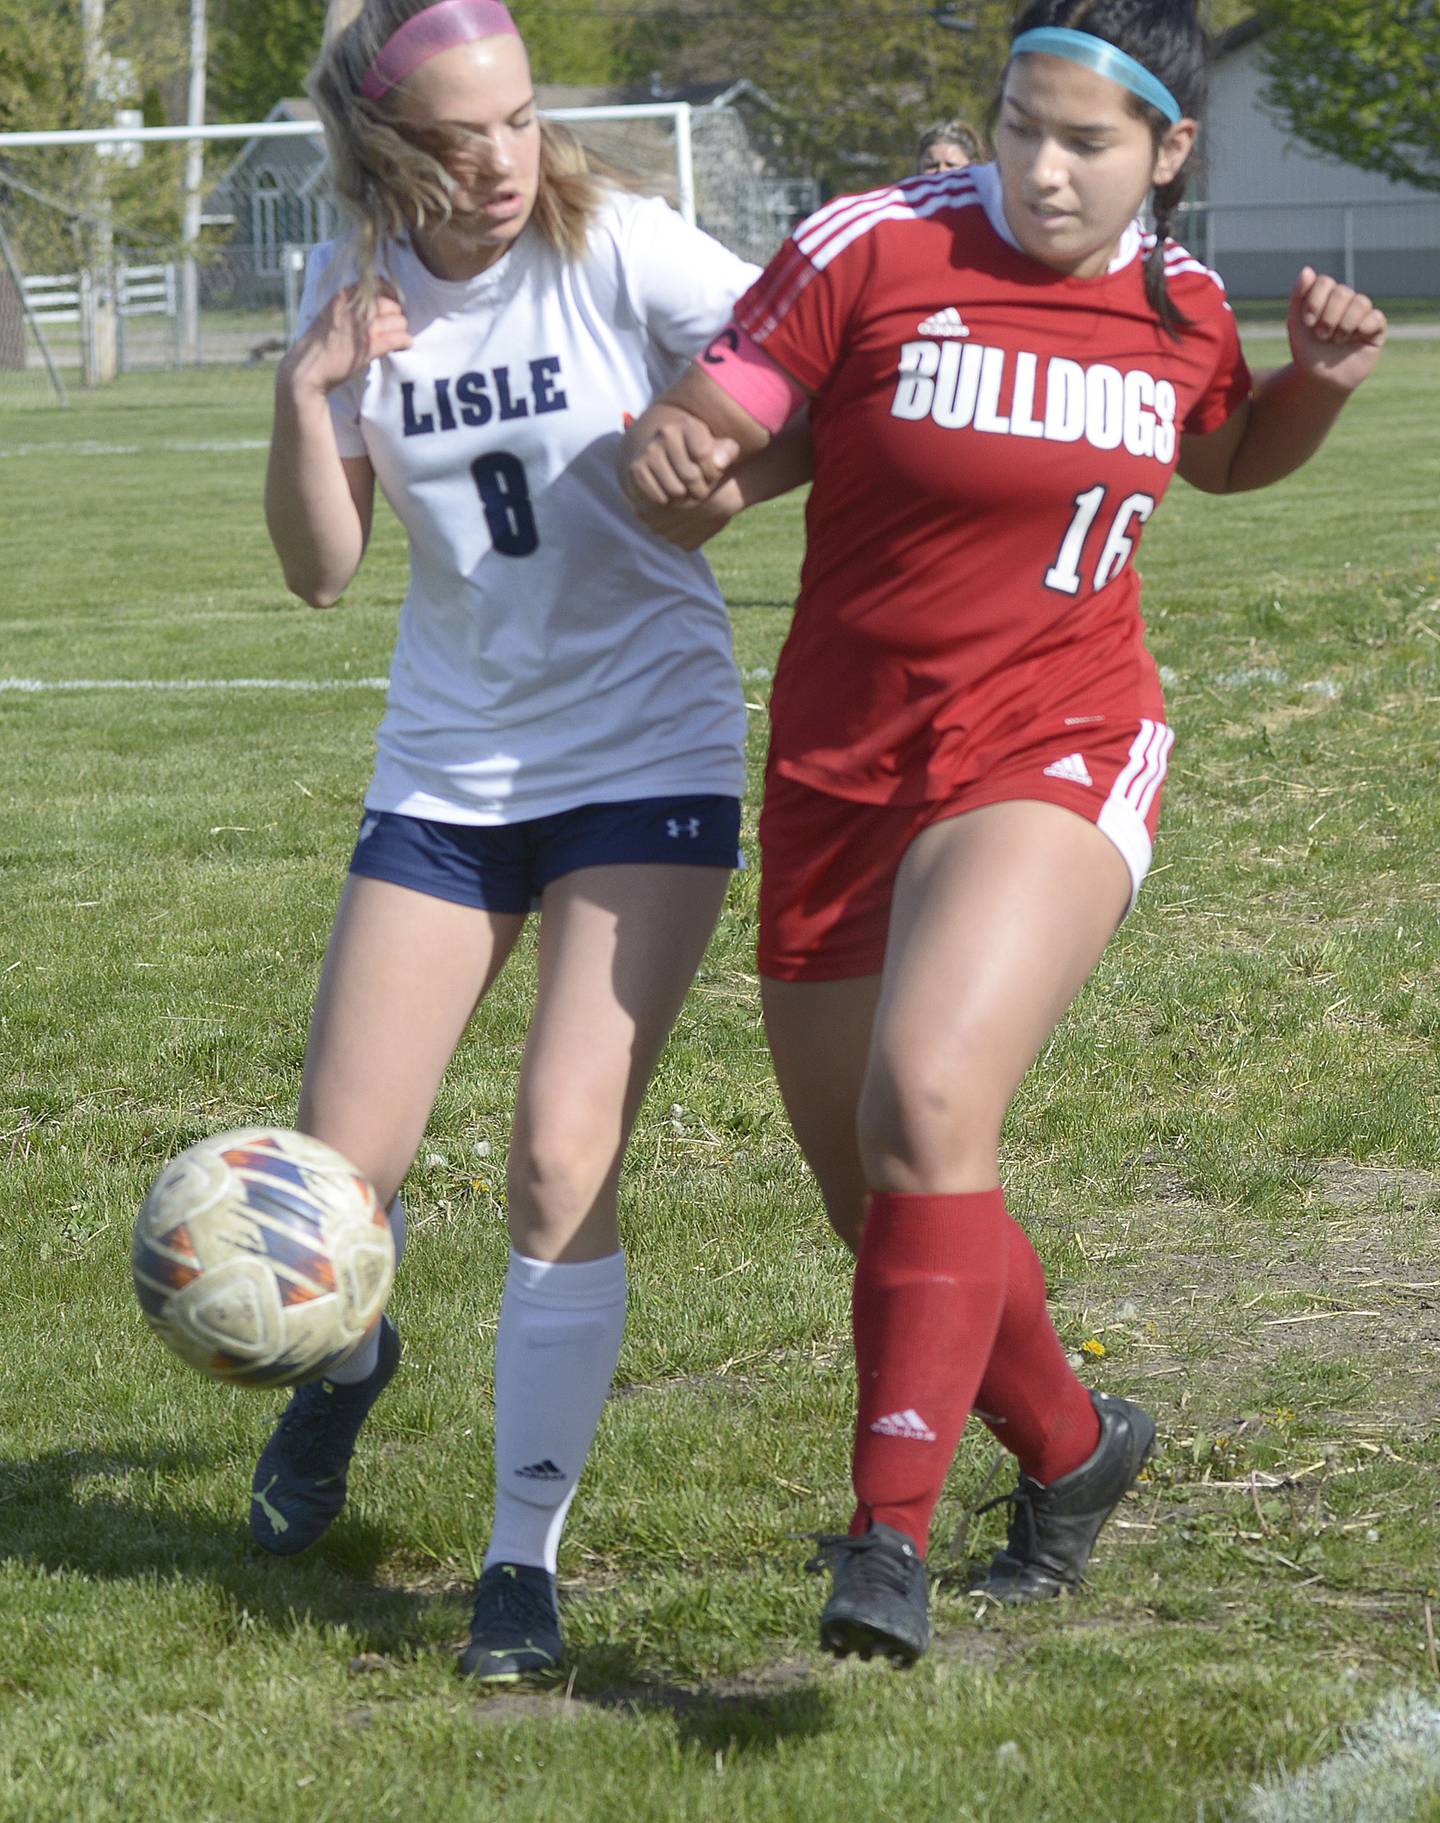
[0,103,698,226]
[0,102,804,380]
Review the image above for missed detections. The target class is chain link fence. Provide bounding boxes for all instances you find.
[1176,197,1440,301]
[12,120,1426,400]
[0,103,818,397]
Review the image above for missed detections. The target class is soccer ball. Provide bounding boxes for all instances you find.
[132,1127,395,1387]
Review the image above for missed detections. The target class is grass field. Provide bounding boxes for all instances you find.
[1231,296,1439,327]
[2,343,1439,1823]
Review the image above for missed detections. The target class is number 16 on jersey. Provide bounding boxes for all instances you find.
[1045,484,1156,596]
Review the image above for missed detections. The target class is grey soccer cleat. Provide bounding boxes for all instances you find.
[807,1522,931,1667]
[249,1316,401,1556]
[970,1390,1156,1602]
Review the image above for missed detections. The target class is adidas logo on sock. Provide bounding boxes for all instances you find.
[917,306,969,337]
[870,1408,937,1442]
[515,1459,566,1481]
[1043,752,1093,787]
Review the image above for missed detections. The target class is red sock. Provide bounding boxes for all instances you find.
[849,1189,1010,1555]
[974,1214,1101,1484]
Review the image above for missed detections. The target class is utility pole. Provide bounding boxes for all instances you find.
[80,0,117,384]
[180,0,208,365]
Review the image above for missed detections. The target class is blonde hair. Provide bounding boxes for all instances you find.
[916,119,986,164]
[309,0,614,307]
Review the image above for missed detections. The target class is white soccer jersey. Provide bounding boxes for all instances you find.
[299,192,758,824]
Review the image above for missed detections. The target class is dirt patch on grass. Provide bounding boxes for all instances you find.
[1059,1158,1440,1429]
[447,1629,1013,1732]
[1316,1161,1440,1214]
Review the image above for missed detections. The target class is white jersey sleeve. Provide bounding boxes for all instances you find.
[609,194,761,367]
[297,241,368,460]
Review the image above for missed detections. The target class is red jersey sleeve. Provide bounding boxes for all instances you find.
[732,195,880,394]
[1172,256,1252,436]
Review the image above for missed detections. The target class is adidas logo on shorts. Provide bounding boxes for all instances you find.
[870,1408,937,1442]
[1043,752,1093,788]
[916,306,970,337]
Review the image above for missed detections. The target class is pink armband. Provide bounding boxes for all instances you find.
[694,324,807,433]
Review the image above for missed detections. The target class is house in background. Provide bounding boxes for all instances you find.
[534,79,818,266]
[205,100,339,288]
[1191,16,1440,297]
[205,82,817,294]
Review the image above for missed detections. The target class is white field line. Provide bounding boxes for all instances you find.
[0,440,269,459]
[1,677,388,694]
[1158,662,1343,698]
[1238,1692,1440,1823]
[2,665,1346,701]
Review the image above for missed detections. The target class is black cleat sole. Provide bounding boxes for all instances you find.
[820,1616,923,1667]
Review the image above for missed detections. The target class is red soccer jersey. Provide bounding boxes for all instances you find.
[733,163,1251,804]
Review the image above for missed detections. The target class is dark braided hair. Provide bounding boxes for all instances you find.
[1004,0,1208,338]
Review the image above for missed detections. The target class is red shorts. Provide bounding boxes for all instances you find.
[758,715,1174,982]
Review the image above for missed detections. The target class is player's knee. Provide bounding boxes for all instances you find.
[856,1053,1002,1184]
[506,1124,616,1243]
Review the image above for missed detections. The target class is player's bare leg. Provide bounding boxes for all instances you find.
[506,862,729,1261]
[761,974,878,1253]
[462,861,730,1682]
[299,874,528,1208]
[761,801,1131,1237]
[869,801,1152,1608]
[858,799,1129,1191]
[251,876,528,1557]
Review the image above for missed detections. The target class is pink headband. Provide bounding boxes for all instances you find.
[360,0,520,102]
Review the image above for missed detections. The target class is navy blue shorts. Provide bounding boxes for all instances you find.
[347,796,743,913]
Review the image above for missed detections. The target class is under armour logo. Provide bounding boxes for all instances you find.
[666,817,701,839]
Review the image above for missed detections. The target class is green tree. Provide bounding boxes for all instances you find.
[512,0,625,86]
[210,0,625,120]
[1205,0,1254,34]
[620,0,1015,194]
[0,1,83,134]
[619,3,1336,195]
[1257,0,1440,192]
[0,1,189,268]
[211,0,328,119]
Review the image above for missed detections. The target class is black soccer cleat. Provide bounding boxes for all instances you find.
[458,1562,564,1683]
[970,1390,1156,1603]
[807,1522,931,1667]
[249,1315,401,1556]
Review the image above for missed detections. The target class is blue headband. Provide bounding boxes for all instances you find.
[1009,26,1183,124]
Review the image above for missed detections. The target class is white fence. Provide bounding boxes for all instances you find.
[1175,197,1440,300]
[20,270,83,325]
[23,260,183,370]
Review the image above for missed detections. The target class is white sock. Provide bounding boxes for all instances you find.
[327,1194,407,1385]
[484,1247,628,1575]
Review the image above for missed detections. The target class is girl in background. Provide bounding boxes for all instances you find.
[915,117,986,173]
